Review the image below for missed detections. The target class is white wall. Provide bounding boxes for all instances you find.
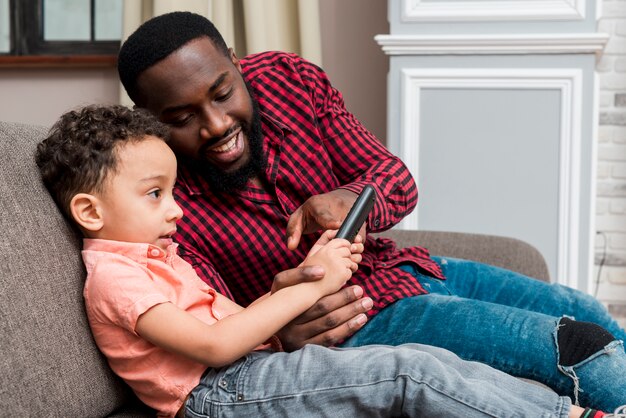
[319,0,388,142]
[0,67,119,127]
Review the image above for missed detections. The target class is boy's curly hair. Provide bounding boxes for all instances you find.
[35,104,170,221]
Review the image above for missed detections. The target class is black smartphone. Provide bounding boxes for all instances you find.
[335,185,376,243]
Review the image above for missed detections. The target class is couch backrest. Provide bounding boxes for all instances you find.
[0,121,134,416]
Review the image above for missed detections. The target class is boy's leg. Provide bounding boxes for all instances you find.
[184,344,571,418]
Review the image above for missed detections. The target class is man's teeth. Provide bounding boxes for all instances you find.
[212,137,237,153]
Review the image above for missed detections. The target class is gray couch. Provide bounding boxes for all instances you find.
[0,120,550,417]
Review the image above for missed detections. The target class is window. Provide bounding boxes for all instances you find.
[1,0,122,56]
[0,0,9,53]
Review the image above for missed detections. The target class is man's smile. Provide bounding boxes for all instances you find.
[211,128,241,153]
[204,128,246,167]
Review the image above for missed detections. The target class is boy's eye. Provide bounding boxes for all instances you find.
[148,189,161,199]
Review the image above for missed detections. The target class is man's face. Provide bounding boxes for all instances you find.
[135,37,264,192]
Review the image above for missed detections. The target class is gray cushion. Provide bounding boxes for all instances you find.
[376,229,550,282]
[0,121,148,417]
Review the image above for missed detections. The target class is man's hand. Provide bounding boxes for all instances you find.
[276,285,373,351]
[270,264,326,294]
[287,189,368,250]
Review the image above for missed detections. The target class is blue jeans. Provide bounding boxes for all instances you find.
[341,257,626,412]
[183,343,571,417]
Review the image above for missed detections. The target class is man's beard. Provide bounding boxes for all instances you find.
[183,99,266,194]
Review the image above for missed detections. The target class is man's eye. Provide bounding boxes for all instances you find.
[169,115,192,126]
[148,190,161,199]
[215,89,233,102]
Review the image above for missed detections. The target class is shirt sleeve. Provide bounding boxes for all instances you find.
[84,257,169,334]
[294,55,417,232]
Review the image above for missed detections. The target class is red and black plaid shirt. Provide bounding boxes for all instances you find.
[174,51,443,314]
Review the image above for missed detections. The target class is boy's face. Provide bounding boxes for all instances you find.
[96,136,183,250]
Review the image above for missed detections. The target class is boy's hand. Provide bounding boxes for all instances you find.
[307,230,364,270]
[272,230,366,351]
[305,229,364,268]
[302,235,355,295]
[270,232,363,294]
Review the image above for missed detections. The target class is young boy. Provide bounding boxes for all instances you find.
[35,104,612,418]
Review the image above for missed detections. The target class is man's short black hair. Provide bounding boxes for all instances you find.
[118,11,229,104]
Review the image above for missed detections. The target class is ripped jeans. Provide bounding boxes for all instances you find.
[341,257,626,412]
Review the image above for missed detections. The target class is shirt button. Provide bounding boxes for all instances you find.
[374,219,380,227]
[150,249,161,257]
[220,380,227,388]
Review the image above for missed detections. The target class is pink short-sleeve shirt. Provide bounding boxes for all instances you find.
[82,239,241,418]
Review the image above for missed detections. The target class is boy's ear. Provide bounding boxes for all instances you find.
[70,193,103,232]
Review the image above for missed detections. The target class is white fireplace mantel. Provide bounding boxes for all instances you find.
[380,0,607,293]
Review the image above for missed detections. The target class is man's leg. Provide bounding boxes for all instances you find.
[425,256,626,410]
[429,256,625,341]
[184,344,572,418]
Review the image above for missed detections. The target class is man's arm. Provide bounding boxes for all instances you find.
[286,56,417,248]
[277,57,411,350]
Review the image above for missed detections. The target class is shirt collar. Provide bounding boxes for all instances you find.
[82,238,178,263]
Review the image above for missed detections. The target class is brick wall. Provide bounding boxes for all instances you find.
[596,0,626,326]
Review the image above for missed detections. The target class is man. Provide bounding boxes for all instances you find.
[117,11,626,412]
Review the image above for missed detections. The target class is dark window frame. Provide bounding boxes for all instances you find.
[6,0,120,56]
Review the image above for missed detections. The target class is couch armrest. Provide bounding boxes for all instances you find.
[372,230,550,283]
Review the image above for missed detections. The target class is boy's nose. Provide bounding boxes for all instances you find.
[168,200,184,221]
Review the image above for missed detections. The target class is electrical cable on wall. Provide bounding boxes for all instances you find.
[594,231,607,298]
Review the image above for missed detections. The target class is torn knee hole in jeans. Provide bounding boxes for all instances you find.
[553,316,619,405]
[556,316,616,367]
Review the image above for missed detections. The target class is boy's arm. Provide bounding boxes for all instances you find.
[136,235,360,367]
[136,283,321,367]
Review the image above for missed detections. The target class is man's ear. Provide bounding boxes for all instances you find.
[229,47,242,72]
[70,193,104,232]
